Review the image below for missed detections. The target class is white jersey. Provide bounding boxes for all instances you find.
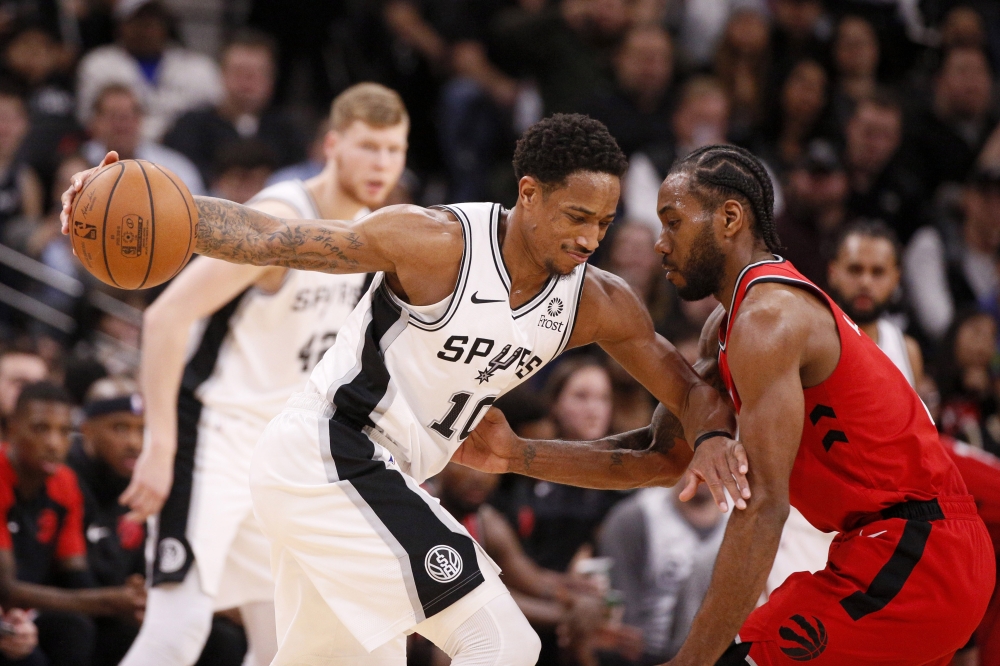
[188,180,367,424]
[306,202,587,483]
[875,317,916,387]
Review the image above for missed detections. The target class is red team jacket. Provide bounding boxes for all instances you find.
[716,258,969,533]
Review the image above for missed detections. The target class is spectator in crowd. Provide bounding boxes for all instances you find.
[433,463,640,665]
[2,22,81,190]
[623,77,729,229]
[208,140,277,204]
[76,0,222,142]
[768,0,831,85]
[830,15,880,129]
[266,119,327,186]
[906,46,997,195]
[601,221,675,339]
[583,25,675,160]
[67,377,144,666]
[713,9,771,146]
[758,58,833,173]
[164,29,306,186]
[843,92,925,243]
[492,358,624,665]
[0,348,46,433]
[82,84,204,195]
[774,138,848,287]
[0,382,144,666]
[668,0,766,74]
[0,82,41,234]
[598,484,726,665]
[935,310,1000,455]
[905,167,1000,342]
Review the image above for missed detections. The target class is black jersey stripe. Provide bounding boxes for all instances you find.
[152,290,248,586]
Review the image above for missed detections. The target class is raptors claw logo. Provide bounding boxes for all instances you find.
[779,615,828,661]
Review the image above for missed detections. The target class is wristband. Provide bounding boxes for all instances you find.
[693,430,733,450]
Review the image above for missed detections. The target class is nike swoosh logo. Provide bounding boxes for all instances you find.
[867,530,887,538]
[470,292,505,304]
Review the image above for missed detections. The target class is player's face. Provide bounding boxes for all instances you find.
[81,412,144,478]
[552,366,613,441]
[438,463,499,515]
[9,401,72,477]
[328,120,408,209]
[655,172,727,301]
[827,235,899,324]
[519,171,619,277]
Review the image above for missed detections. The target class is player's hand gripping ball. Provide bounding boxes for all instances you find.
[68,157,197,289]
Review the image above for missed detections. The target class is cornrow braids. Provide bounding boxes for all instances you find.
[670,145,782,253]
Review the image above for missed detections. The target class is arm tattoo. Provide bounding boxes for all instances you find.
[522,444,537,472]
[650,404,684,454]
[193,196,364,273]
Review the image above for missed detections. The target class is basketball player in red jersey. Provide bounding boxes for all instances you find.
[466,143,994,664]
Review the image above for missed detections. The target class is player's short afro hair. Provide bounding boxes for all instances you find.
[512,113,628,187]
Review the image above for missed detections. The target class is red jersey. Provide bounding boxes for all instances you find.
[0,446,86,584]
[717,258,968,533]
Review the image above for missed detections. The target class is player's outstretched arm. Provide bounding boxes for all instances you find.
[665,290,806,666]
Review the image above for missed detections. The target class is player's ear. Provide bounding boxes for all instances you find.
[720,199,745,239]
[518,176,542,209]
[323,131,339,158]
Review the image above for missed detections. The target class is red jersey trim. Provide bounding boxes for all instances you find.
[719,255,786,352]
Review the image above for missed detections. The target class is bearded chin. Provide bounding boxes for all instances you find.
[841,299,887,325]
[675,229,726,301]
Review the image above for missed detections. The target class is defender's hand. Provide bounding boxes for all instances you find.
[678,436,750,511]
[60,151,119,235]
[452,408,517,474]
[119,441,174,522]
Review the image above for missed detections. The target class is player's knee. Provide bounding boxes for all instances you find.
[444,594,540,666]
[507,624,542,666]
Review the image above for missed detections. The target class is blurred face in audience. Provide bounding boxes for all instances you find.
[0,94,28,161]
[963,183,1000,253]
[835,16,878,79]
[0,354,46,418]
[942,7,986,50]
[222,45,275,116]
[936,48,992,121]
[90,90,142,158]
[119,10,169,59]
[614,27,672,102]
[773,0,823,38]
[782,60,827,126]
[327,120,408,209]
[607,223,658,298]
[437,463,499,516]
[673,89,729,150]
[827,234,899,324]
[785,166,848,220]
[5,28,63,86]
[81,409,144,478]
[552,365,613,441]
[8,400,72,478]
[723,10,769,57]
[845,102,901,176]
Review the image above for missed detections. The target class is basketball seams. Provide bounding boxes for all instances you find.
[135,161,156,289]
[100,162,127,288]
[148,162,195,280]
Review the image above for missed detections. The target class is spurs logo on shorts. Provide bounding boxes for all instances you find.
[778,614,827,662]
[158,537,187,574]
[425,545,463,583]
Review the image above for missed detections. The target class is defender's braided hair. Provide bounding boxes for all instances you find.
[670,144,782,253]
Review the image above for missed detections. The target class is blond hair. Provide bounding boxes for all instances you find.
[330,83,408,131]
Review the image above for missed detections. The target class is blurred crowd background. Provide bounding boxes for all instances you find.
[0,0,999,664]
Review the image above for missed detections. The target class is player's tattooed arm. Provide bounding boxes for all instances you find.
[192,196,377,273]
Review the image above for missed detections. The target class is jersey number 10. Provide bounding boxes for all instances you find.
[430,392,497,440]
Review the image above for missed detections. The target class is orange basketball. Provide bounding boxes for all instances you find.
[70,159,197,290]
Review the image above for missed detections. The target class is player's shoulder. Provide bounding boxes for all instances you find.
[45,465,84,509]
[731,283,815,350]
[579,265,637,310]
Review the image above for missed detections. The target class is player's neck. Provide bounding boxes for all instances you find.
[499,207,557,309]
[717,246,774,312]
[860,320,879,341]
[305,169,366,221]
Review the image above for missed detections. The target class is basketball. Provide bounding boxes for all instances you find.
[70,159,198,290]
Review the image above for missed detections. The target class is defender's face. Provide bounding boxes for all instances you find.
[520,171,619,276]
[655,172,726,301]
[828,235,899,324]
[329,120,409,209]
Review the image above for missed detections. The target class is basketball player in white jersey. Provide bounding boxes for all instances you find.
[115,83,409,666]
[61,113,748,665]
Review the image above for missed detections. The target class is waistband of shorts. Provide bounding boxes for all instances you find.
[285,391,334,418]
[878,496,979,522]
